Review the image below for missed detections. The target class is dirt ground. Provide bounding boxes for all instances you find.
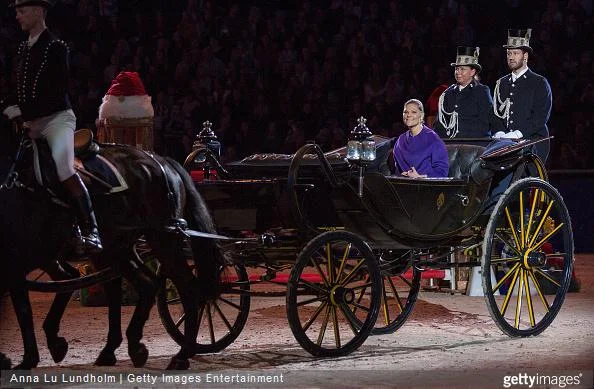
[1,254,593,389]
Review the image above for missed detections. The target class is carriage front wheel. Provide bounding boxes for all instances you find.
[286,231,381,357]
[156,263,251,353]
[482,178,573,337]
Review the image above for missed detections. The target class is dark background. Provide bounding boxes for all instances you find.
[1,0,592,167]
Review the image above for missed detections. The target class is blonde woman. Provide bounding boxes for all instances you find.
[393,99,449,178]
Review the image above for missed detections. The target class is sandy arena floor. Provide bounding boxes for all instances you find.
[1,254,593,388]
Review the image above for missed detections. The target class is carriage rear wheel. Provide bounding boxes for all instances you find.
[156,263,251,353]
[372,265,421,335]
[482,178,573,337]
[286,231,381,357]
[348,253,421,335]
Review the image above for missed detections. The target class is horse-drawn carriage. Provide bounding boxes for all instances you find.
[167,119,573,357]
[1,116,573,368]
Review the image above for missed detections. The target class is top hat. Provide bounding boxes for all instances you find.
[450,46,482,71]
[10,0,54,7]
[503,28,533,54]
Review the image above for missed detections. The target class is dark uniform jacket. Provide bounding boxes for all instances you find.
[0,30,71,121]
[492,68,552,160]
[433,80,493,139]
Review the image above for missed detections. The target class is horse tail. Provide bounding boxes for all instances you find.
[164,157,223,300]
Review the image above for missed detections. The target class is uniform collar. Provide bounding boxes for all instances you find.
[27,28,46,47]
[458,81,475,91]
[511,67,529,82]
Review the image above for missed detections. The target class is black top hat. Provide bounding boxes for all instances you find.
[503,28,533,54]
[450,46,482,71]
[10,0,54,8]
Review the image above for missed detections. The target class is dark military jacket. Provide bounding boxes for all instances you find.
[433,80,493,139]
[0,29,71,121]
[492,68,552,139]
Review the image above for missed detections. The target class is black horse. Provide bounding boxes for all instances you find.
[0,120,223,370]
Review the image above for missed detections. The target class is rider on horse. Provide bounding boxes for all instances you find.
[1,0,102,253]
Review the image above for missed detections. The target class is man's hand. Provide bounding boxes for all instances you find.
[500,130,523,139]
[493,130,523,139]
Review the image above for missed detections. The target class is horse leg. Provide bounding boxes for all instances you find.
[10,286,39,369]
[1,286,12,370]
[0,352,11,370]
[94,277,123,366]
[120,258,155,368]
[41,261,79,363]
[149,234,198,371]
[164,266,199,371]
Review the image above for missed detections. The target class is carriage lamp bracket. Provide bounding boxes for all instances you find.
[194,120,221,180]
[346,117,376,198]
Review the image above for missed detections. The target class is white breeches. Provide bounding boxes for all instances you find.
[25,109,76,181]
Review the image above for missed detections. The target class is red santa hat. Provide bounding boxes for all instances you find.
[98,71,154,119]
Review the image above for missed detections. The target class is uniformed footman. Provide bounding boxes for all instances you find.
[433,46,494,139]
[492,28,553,162]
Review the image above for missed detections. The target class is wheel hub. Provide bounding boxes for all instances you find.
[525,250,546,267]
[330,286,355,305]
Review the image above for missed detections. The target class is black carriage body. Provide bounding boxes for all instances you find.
[194,136,493,249]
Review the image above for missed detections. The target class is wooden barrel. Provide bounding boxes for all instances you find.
[97,117,154,151]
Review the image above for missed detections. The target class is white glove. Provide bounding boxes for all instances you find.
[499,130,523,139]
[493,131,505,139]
[2,105,22,120]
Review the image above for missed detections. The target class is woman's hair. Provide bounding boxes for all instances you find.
[404,98,425,116]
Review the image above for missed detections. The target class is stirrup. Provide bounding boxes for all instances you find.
[73,225,103,255]
[164,218,188,233]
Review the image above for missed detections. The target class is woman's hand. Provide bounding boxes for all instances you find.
[401,166,427,178]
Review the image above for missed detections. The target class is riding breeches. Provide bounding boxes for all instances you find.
[25,109,76,181]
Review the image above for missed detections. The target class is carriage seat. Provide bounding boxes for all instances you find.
[372,138,488,181]
[446,144,485,179]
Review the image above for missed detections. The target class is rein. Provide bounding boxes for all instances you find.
[0,129,28,191]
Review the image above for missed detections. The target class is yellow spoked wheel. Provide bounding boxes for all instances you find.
[349,251,421,335]
[371,267,421,335]
[286,231,381,357]
[482,178,573,337]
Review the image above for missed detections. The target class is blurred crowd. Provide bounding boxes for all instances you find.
[1,0,592,168]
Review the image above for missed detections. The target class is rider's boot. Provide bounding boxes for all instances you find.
[61,174,103,254]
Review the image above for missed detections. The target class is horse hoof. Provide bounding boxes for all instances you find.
[94,350,116,366]
[48,337,69,363]
[129,343,149,368]
[166,357,189,370]
[0,353,12,370]
[13,359,38,370]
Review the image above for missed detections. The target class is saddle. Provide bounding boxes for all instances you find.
[32,129,128,195]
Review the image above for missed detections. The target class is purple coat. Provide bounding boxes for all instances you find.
[393,125,449,177]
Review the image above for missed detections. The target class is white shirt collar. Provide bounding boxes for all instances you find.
[511,66,529,82]
[28,28,46,47]
[458,83,469,91]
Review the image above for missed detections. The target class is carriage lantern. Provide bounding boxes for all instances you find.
[346,116,376,197]
[192,120,221,179]
[195,121,221,158]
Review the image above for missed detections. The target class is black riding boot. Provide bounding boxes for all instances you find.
[61,174,103,254]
